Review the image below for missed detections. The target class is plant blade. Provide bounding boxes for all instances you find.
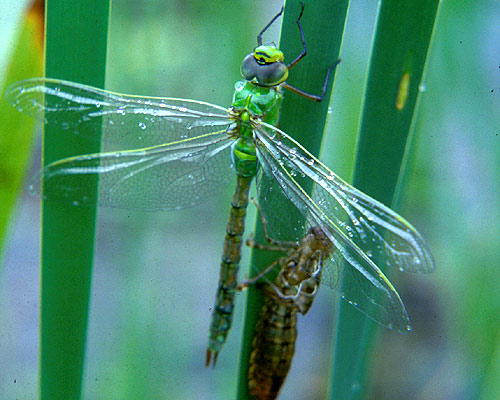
[41,1,110,399]
[330,1,441,399]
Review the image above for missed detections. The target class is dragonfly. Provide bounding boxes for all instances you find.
[5,3,435,367]
[238,199,333,400]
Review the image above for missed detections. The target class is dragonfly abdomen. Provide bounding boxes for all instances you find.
[249,291,298,400]
[207,174,253,366]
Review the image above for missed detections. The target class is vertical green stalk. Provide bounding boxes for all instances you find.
[41,1,109,399]
[330,1,440,399]
[237,1,348,398]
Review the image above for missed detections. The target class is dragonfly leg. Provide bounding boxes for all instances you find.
[246,236,285,252]
[268,281,297,300]
[257,5,284,46]
[282,2,341,102]
[286,2,307,70]
[270,280,316,302]
[311,251,325,278]
[237,258,281,291]
[282,58,341,102]
[297,280,318,297]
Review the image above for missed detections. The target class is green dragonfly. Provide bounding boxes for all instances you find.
[6,4,435,367]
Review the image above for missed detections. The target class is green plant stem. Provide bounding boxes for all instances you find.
[330,1,440,399]
[236,1,348,398]
[41,1,110,399]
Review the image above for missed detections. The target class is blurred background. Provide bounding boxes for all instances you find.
[0,0,499,399]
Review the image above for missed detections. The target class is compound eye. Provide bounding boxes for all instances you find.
[241,53,258,81]
[241,50,288,86]
[255,62,288,86]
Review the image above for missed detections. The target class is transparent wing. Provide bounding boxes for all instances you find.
[254,123,435,274]
[254,123,435,332]
[5,78,231,149]
[31,131,234,210]
[255,166,410,332]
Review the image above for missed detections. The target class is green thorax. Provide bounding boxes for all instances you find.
[230,80,283,178]
[232,80,283,127]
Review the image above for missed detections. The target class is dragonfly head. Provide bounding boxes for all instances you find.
[241,45,288,87]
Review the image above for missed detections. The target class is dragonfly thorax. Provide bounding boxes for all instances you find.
[232,80,283,126]
[281,228,331,288]
[241,44,288,87]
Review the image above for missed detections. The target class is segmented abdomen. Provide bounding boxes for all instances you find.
[248,226,329,398]
[249,291,298,400]
[207,174,253,365]
[249,273,321,399]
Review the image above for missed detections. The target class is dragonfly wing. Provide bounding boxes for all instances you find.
[253,171,309,243]
[254,126,415,332]
[318,248,411,332]
[254,122,435,274]
[5,78,231,149]
[31,131,233,210]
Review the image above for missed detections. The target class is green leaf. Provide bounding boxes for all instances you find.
[41,1,110,399]
[330,1,440,399]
